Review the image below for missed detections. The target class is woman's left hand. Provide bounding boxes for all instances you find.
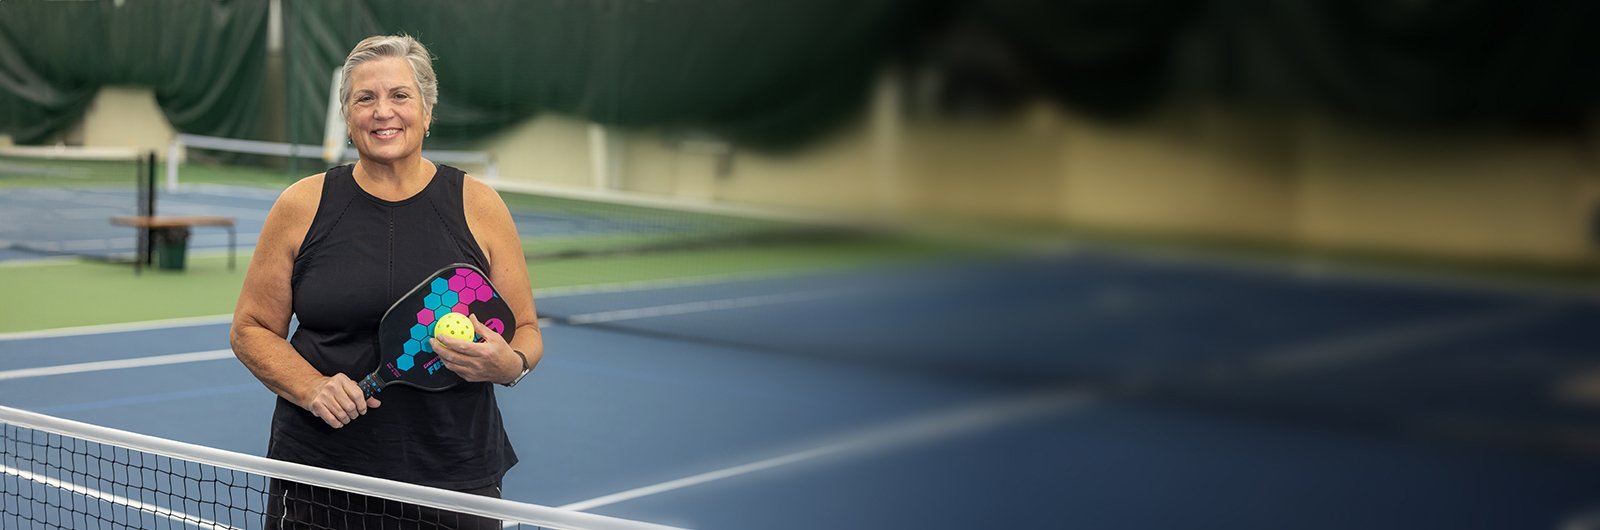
[431,314,520,384]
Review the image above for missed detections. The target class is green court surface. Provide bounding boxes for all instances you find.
[0,240,957,334]
[0,159,298,190]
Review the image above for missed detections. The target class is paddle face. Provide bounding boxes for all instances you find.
[360,263,517,397]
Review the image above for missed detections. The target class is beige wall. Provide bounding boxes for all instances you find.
[491,118,891,215]
[1055,104,1600,263]
[1293,114,1597,262]
[478,114,594,187]
[667,127,883,214]
[71,80,1599,266]
[81,86,177,156]
[1056,104,1298,241]
[482,99,1600,266]
[900,104,1067,224]
[1057,104,1286,241]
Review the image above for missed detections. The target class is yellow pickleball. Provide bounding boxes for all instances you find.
[433,312,475,343]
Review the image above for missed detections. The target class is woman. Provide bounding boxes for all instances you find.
[230,35,542,529]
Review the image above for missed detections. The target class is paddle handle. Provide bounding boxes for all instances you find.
[358,371,385,399]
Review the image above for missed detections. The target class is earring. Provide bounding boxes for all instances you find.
[347,137,352,145]
[426,129,431,138]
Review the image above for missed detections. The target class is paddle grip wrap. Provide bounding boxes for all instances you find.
[359,374,382,399]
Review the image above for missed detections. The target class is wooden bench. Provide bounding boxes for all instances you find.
[111,215,236,274]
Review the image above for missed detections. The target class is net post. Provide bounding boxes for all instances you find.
[323,67,345,165]
[147,151,159,273]
[165,137,182,192]
[588,123,610,191]
[135,151,153,274]
[146,151,158,217]
[135,151,150,219]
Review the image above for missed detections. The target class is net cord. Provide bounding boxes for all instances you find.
[486,179,860,229]
[0,145,145,162]
[169,134,865,230]
[0,405,686,530]
[172,134,494,172]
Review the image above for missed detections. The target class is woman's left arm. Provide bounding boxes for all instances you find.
[432,174,543,384]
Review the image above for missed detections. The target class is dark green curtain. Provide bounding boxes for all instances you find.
[970,0,1202,118]
[974,0,1600,126]
[0,0,268,144]
[286,0,908,151]
[1187,0,1600,125]
[8,0,1600,150]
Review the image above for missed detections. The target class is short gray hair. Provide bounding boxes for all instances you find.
[338,35,438,120]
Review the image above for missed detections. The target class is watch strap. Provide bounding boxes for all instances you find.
[504,349,532,387]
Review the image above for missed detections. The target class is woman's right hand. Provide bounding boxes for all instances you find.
[304,374,381,429]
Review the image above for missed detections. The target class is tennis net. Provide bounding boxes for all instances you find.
[167,134,903,287]
[0,144,156,261]
[0,405,683,530]
[168,134,495,191]
[0,144,152,189]
[491,181,866,261]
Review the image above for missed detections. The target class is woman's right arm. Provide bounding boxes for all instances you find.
[229,174,377,429]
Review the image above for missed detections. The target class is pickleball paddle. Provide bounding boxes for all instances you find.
[358,263,517,398]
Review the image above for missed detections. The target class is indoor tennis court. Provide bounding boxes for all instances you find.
[4,2,1600,529]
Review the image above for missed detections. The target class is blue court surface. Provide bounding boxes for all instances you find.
[0,184,274,260]
[3,248,1599,529]
[0,181,729,263]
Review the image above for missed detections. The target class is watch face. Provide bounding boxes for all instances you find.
[507,368,529,387]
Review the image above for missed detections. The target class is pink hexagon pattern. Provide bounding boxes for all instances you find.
[416,309,435,326]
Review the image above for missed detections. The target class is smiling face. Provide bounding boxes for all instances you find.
[345,56,432,164]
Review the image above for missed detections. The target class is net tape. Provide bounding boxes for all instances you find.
[0,405,684,530]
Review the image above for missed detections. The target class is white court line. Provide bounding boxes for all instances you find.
[5,272,1555,516]
[558,387,1096,512]
[1,464,238,530]
[0,270,838,341]
[153,201,273,220]
[0,314,235,342]
[1250,303,1559,377]
[534,269,816,299]
[0,349,235,381]
[0,286,843,378]
[1074,243,1600,301]
[177,183,289,201]
[9,232,252,251]
[0,256,78,268]
[562,288,852,325]
[555,300,1551,512]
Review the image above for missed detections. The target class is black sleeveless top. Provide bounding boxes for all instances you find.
[268,163,517,490]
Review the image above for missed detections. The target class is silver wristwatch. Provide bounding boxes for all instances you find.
[504,349,532,387]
